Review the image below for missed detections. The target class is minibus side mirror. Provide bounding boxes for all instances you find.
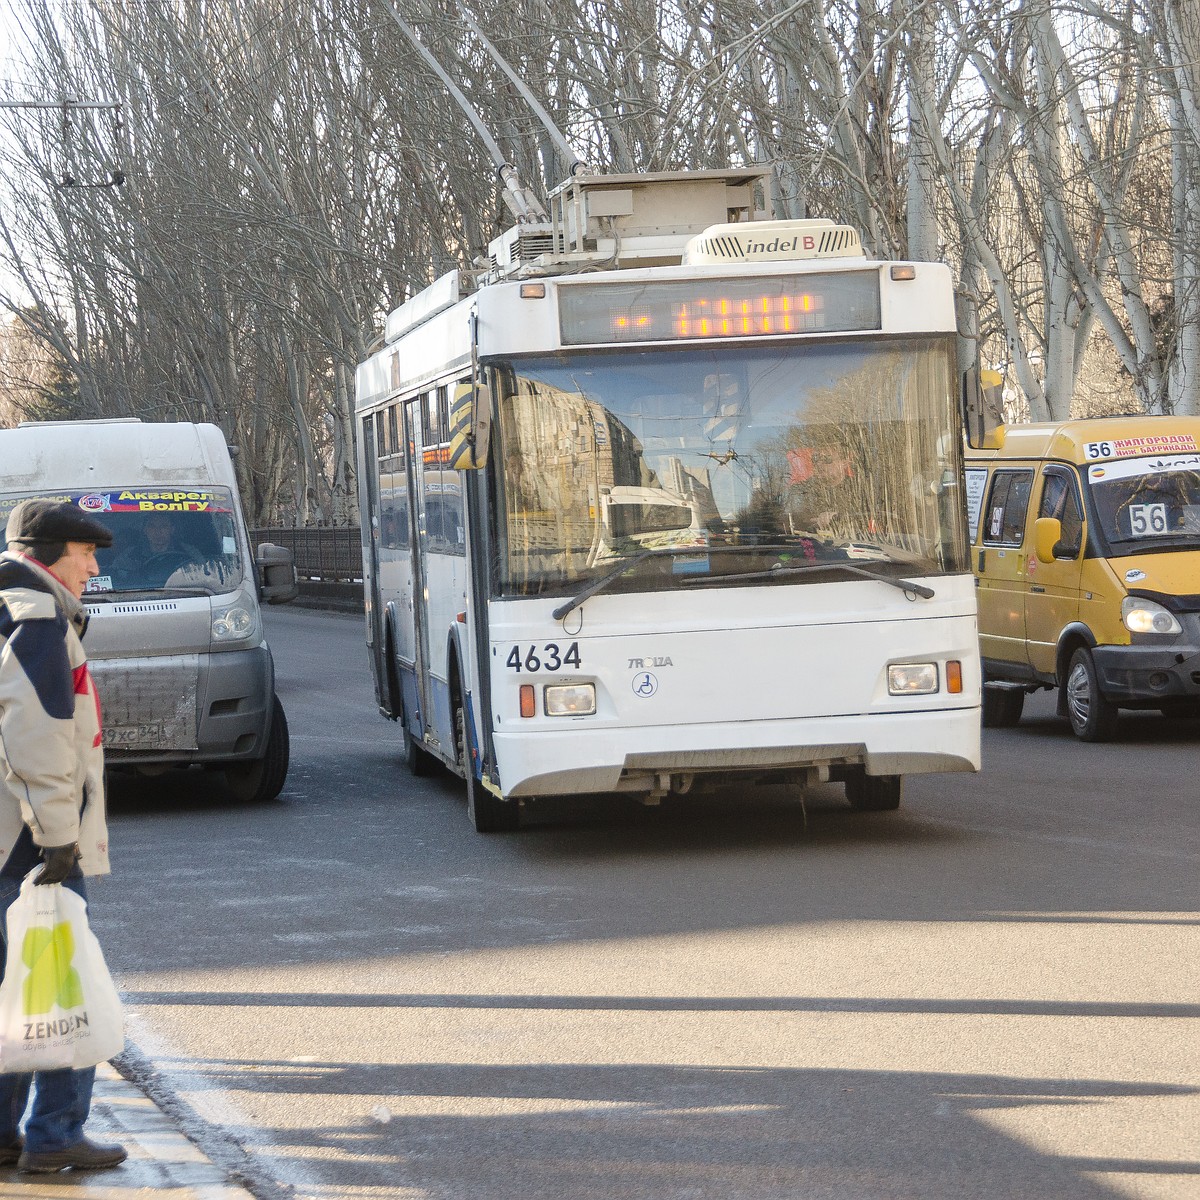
[256,542,299,604]
[448,382,491,471]
[1033,517,1063,564]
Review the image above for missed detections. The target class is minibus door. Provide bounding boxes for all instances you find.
[1025,467,1085,677]
[405,397,437,748]
[978,468,1035,671]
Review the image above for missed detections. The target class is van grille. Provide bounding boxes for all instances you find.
[87,600,181,616]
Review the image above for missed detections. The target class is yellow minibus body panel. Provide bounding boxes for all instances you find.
[966,416,1200,738]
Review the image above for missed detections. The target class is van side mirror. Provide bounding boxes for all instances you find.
[256,542,299,604]
[448,381,490,470]
[1033,517,1062,564]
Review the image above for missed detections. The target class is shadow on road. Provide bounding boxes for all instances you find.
[139,1054,1200,1200]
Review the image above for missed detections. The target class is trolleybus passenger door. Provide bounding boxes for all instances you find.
[405,396,437,746]
[360,413,386,707]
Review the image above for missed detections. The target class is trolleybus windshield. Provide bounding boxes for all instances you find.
[492,335,967,597]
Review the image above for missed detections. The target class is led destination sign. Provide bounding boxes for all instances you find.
[558,272,881,345]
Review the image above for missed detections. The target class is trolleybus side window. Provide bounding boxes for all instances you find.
[437,385,450,444]
[422,391,438,447]
[387,403,399,457]
[983,469,1033,547]
[424,385,465,556]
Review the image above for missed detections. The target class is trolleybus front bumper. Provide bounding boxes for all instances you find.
[492,705,981,798]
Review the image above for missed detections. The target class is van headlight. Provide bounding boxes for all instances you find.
[1122,597,1181,634]
[211,600,257,643]
[888,663,939,695]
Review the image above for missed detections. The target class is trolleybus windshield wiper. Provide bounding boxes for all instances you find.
[551,548,701,621]
[682,559,936,599]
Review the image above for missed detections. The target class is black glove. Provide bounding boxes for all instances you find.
[34,844,79,886]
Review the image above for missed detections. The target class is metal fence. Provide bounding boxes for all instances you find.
[251,527,363,582]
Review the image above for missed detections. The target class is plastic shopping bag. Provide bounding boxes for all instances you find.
[0,874,124,1072]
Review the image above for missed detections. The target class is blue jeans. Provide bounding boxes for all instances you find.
[0,874,95,1153]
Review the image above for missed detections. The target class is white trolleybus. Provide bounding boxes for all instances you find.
[356,169,981,830]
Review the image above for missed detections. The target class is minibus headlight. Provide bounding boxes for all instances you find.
[888,663,938,695]
[212,604,255,642]
[1121,597,1181,635]
[544,683,596,716]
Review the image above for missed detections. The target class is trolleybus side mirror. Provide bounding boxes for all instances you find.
[256,542,300,604]
[448,382,491,471]
[962,367,1004,450]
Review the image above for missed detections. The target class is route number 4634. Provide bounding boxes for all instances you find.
[506,642,582,672]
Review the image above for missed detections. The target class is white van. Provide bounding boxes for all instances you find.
[0,419,298,800]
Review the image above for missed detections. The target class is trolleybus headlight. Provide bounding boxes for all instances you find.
[544,683,597,716]
[1121,597,1181,635]
[887,663,938,695]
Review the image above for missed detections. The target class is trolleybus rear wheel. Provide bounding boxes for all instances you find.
[844,771,902,811]
[401,713,435,777]
[456,702,519,832]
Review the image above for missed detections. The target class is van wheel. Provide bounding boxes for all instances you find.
[456,702,518,832]
[1064,648,1119,742]
[845,772,902,811]
[224,695,289,802]
[982,685,1025,728]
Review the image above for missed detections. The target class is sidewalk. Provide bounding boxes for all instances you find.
[0,1064,252,1199]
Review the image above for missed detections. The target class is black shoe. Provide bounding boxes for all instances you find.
[17,1137,128,1173]
[0,1137,22,1166]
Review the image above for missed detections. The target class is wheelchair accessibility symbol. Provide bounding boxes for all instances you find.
[633,671,659,697]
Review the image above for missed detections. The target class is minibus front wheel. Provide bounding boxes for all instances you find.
[1064,648,1119,742]
[224,695,290,802]
[982,685,1025,728]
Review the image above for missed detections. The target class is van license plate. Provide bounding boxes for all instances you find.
[103,724,166,747]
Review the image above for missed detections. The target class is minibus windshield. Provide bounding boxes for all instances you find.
[0,488,245,596]
[491,337,968,597]
[1086,455,1200,553]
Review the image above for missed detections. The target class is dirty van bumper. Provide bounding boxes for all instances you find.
[94,645,274,766]
[1092,639,1200,704]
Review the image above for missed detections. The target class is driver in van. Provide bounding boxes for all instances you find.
[110,512,200,587]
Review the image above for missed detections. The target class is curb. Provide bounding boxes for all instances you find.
[0,1062,253,1198]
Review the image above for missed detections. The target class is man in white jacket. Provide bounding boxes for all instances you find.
[0,499,126,1174]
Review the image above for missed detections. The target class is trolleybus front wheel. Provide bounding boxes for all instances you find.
[844,771,902,811]
[456,702,519,832]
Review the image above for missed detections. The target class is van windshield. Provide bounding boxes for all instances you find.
[0,488,245,596]
[1086,455,1200,554]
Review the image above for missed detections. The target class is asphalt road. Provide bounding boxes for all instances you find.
[95,606,1200,1200]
